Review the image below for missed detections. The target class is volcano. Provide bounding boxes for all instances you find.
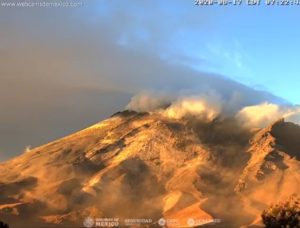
[0,111,299,227]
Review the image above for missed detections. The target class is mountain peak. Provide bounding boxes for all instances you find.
[0,112,299,227]
[235,118,300,209]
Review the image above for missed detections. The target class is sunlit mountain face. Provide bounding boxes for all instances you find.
[0,108,299,227]
[1,1,300,228]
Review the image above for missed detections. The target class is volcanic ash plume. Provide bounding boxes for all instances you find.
[126,92,172,112]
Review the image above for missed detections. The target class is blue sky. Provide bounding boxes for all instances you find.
[97,1,300,104]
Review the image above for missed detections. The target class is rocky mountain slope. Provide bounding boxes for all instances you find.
[0,111,299,227]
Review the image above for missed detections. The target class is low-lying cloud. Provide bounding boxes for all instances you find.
[237,103,300,128]
[126,92,222,121]
[126,93,300,128]
[162,95,221,121]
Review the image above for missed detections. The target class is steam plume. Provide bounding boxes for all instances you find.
[126,93,300,128]
[162,96,221,121]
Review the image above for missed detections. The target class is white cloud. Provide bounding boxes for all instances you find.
[236,103,300,128]
[162,96,221,121]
